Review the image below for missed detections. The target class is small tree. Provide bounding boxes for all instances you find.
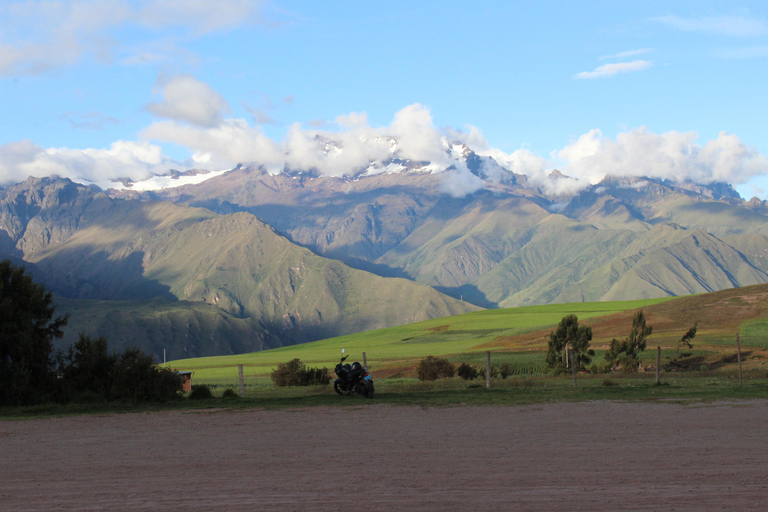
[417,356,455,381]
[457,363,479,380]
[271,359,331,386]
[58,333,115,400]
[110,348,183,402]
[676,323,697,360]
[546,315,594,374]
[605,310,653,372]
[0,260,68,405]
[669,323,697,370]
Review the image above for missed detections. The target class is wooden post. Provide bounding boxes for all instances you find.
[570,347,577,388]
[656,346,661,385]
[486,351,491,389]
[238,364,245,397]
[363,352,368,371]
[736,333,743,386]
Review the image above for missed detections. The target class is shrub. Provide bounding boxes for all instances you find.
[417,356,455,381]
[58,333,115,401]
[302,366,332,386]
[271,359,332,387]
[498,362,513,379]
[222,388,240,399]
[457,363,479,380]
[189,384,213,400]
[110,348,183,402]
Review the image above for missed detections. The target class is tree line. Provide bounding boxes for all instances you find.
[546,311,696,374]
[1,260,182,406]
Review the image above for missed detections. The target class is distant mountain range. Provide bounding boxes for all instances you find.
[3,142,768,358]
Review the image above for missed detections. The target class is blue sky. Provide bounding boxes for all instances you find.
[1,0,767,197]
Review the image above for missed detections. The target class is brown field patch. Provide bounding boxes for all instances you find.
[478,284,768,352]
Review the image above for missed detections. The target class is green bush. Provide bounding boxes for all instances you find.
[56,334,183,403]
[457,363,479,380]
[110,348,183,402]
[222,388,240,399]
[189,384,213,400]
[498,362,513,379]
[417,356,455,381]
[271,359,331,387]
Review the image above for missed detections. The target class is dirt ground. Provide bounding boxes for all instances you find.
[2,401,767,511]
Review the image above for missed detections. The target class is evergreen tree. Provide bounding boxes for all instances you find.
[546,314,594,374]
[605,310,653,372]
[0,260,68,405]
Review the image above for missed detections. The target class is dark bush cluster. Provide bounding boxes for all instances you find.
[457,363,479,380]
[189,384,213,400]
[457,361,513,381]
[271,358,331,387]
[498,362,513,379]
[417,356,455,381]
[1,261,183,406]
[59,334,183,403]
[222,388,240,399]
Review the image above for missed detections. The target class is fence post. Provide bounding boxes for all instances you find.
[486,351,491,389]
[363,352,368,371]
[736,333,743,386]
[238,364,245,397]
[656,346,661,385]
[570,347,577,388]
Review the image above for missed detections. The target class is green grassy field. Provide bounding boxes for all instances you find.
[169,297,671,386]
[4,370,765,420]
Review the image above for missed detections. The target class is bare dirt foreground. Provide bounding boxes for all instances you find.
[2,401,767,511]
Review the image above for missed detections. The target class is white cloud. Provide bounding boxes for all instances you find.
[3,73,767,199]
[556,127,768,188]
[0,139,175,186]
[574,60,653,79]
[140,118,283,171]
[653,15,768,37]
[336,112,369,129]
[389,104,451,167]
[60,111,120,130]
[146,75,231,127]
[599,48,652,60]
[137,0,264,35]
[0,0,266,76]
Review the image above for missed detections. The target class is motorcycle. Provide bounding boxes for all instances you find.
[334,348,375,398]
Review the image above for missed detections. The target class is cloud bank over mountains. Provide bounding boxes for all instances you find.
[1,74,766,197]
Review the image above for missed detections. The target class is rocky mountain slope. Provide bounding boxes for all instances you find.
[0,177,477,358]
[113,163,768,308]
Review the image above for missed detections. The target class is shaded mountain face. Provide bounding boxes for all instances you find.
[0,177,477,359]
[109,166,768,308]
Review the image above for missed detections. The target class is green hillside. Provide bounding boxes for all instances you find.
[172,284,768,386]
[54,297,278,358]
[170,297,669,383]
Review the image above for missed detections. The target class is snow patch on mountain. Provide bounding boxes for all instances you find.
[95,169,229,192]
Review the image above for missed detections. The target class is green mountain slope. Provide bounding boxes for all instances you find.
[54,297,277,359]
[1,177,477,358]
[132,168,768,308]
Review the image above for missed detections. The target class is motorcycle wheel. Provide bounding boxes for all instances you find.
[364,382,375,399]
[333,381,348,396]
